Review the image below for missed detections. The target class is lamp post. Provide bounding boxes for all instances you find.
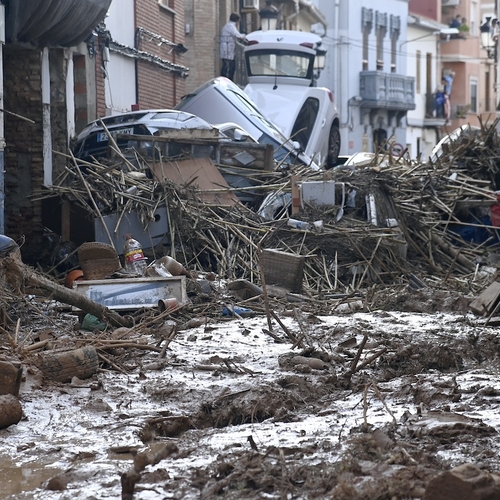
[481,17,498,60]
[313,47,326,83]
[399,27,459,51]
[259,0,279,32]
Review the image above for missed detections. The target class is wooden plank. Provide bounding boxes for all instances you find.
[291,175,301,215]
[61,199,71,242]
[469,281,500,316]
[148,157,240,206]
[219,143,274,171]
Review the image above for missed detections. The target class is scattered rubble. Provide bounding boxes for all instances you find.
[2,122,500,498]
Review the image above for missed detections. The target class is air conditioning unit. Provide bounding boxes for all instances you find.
[242,0,259,10]
[442,0,460,6]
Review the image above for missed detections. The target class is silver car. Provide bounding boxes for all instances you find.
[174,77,319,170]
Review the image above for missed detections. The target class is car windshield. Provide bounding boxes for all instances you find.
[247,49,313,79]
[223,89,309,166]
[226,89,290,141]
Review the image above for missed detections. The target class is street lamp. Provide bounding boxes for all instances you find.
[314,47,326,73]
[399,27,459,51]
[481,17,498,59]
[259,0,279,31]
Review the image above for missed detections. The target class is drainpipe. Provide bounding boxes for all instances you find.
[0,3,5,233]
[334,0,340,124]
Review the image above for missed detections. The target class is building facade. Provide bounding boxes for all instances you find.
[312,0,415,157]
[312,0,499,160]
[2,0,111,261]
[405,12,450,160]
[183,0,327,93]
[1,0,189,262]
[100,0,188,117]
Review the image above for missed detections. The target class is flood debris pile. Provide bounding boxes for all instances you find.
[295,121,500,293]
[35,122,500,304]
[387,122,500,280]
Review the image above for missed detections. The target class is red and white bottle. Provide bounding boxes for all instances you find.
[123,234,147,275]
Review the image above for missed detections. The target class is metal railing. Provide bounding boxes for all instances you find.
[359,71,415,110]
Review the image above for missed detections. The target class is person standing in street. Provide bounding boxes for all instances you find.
[220,13,246,81]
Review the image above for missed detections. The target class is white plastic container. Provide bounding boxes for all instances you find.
[287,218,311,230]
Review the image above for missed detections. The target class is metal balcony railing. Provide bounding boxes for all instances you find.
[425,92,438,118]
[359,71,416,111]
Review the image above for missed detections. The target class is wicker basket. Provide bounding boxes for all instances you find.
[260,249,305,293]
[78,242,121,280]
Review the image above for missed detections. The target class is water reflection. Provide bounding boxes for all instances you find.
[0,462,61,497]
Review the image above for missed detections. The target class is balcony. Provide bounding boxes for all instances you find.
[359,72,415,111]
[424,93,446,126]
[440,36,480,62]
[4,0,112,47]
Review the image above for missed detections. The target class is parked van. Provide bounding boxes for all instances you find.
[243,30,340,169]
[174,76,319,170]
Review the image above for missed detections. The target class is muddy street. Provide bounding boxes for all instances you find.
[2,289,500,499]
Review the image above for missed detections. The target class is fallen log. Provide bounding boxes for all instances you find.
[34,346,99,383]
[0,360,23,396]
[423,463,500,500]
[430,233,475,272]
[121,442,178,500]
[3,255,132,328]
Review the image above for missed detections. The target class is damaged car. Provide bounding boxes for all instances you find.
[173,76,319,170]
[243,30,341,169]
[72,109,222,163]
[72,109,275,208]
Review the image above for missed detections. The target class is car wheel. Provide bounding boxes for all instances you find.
[327,123,341,169]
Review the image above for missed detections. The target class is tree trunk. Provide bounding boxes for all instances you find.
[5,255,132,328]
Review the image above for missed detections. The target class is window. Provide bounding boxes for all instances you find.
[470,78,478,113]
[361,8,373,71]
[158,0,175,11]
[390,32,397,72]
[426,53,432,95]
[470,0,477,36]
[291,98,320,151]
[362,28,370,70]
[376,28,385,70]
[486,71,491,111]
[246,49,313,78]
[375,12,387,71]
[390,15,400,73]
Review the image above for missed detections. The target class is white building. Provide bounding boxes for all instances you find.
[311,0,415,157]
[405,14,450,160]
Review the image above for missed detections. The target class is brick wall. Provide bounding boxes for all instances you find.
[49,50,70,180]
[184,0,219,93]
[135,0,187,108]
[3,46,44,259]
[96,48,107,117]
[74,54,89,132]
[3,46,71,264]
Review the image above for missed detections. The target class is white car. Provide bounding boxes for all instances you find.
[243,30,341,169]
